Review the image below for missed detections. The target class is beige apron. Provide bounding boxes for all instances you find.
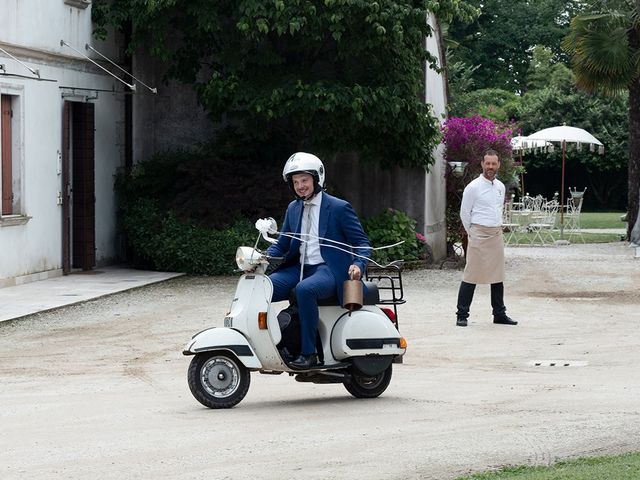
[462,224,505,284]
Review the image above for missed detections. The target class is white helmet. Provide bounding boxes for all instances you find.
[282,152,325,196]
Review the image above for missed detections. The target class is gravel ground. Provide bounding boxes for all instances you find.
[0,242,638,480]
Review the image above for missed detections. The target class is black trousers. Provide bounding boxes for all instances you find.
[456,281,507,319]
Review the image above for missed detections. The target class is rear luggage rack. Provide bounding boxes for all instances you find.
[365,262,406,329]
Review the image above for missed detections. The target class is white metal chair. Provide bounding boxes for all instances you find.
[528,201,558,245]
[565,188,586,242]
[523,194,544,212]
[502,198,521,245]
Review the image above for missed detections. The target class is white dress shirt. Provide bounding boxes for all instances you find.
[460,175,505,233]
[300,193,324,265]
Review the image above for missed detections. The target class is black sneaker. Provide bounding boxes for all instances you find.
[493,315,518,325]
[456,317,468,327]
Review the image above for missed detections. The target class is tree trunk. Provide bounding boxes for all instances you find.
[632,186,640,245]
[627,22,640,239]
[627,76,640,240]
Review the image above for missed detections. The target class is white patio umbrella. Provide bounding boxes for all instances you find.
[510,136,554,193]
[510,135,553,152]
[525,126,604,235]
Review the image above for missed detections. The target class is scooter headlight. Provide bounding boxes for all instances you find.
[236,246,262,271]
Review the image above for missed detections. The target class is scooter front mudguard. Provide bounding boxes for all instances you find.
[183,327,262,369]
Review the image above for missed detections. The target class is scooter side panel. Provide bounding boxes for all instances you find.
[183,327,263,369]
[330,308,405,360]
[318,306,347,366]
[229,274,281,345]
[232,274,287,371]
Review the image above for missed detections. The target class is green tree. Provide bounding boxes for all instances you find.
[526,45,576,92]
[448,86,520,121]
[516,84,628,208]
[516,52,628,208]
[562,0,640,238]
[448,42,629,210]
[93,0,474,170]
[447,0,581,93]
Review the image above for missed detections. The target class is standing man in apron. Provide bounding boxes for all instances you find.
[456,149,517,327]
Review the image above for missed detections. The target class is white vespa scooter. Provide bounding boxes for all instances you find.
[183,219,407,409]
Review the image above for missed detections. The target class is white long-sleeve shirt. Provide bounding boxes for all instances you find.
[460,175,505,234]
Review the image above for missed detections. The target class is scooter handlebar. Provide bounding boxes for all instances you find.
[264,255,285,267]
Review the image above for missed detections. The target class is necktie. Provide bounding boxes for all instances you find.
[299,202,312,280]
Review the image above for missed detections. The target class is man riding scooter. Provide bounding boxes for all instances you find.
[184,151,406,408]
[267,152,371,370]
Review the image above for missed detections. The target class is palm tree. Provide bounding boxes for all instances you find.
[562,0,640,240]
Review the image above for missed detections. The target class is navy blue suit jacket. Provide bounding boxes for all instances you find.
[267,192,371,305]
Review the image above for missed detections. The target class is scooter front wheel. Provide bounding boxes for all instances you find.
[344,364,393,399]
[188,352,250,409]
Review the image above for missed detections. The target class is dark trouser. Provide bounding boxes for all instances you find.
[456,281,507,319]
[270,263,336,355]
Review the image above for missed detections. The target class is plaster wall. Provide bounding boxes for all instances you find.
[1,0,118,59]
[0,1,125,285]
[324,154,426,224]
[423,14,448,261]
[132,54,213,164]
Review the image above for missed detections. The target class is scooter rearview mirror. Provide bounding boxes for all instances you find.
[266,217,277,234]
[255,217,279,244]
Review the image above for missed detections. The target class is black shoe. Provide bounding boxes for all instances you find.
[456,317,468,327]
[493,315,518,325]
[289,354,320,370]
[279,347,295,362]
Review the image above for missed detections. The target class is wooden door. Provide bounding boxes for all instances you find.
[62,102,71,273]
[71,102,96,270]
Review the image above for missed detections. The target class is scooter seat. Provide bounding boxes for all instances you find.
[289,281,380,307]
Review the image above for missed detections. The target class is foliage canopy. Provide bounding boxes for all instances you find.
[445,0,632,212]
[92,0,475,169]
[446,0,581,93]
[562,0,640,236]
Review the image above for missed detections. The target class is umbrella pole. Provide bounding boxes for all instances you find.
[560,140,566,238]
[520,150,525,194]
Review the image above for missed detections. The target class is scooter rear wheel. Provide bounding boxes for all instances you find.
[188,352,250,409]
[344,364,393,399]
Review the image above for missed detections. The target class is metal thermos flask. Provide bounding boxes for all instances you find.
[343,279,363,314]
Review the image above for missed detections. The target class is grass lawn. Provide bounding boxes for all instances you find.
[503,211,627,245]
[507,231,623,245]
[580,211,627,229]
[455,452,640,479]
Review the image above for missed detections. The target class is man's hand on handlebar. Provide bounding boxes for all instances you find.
[265,255,284,268]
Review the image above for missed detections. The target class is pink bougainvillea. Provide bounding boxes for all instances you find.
[442,116,519,244]
[441,115,514,166]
